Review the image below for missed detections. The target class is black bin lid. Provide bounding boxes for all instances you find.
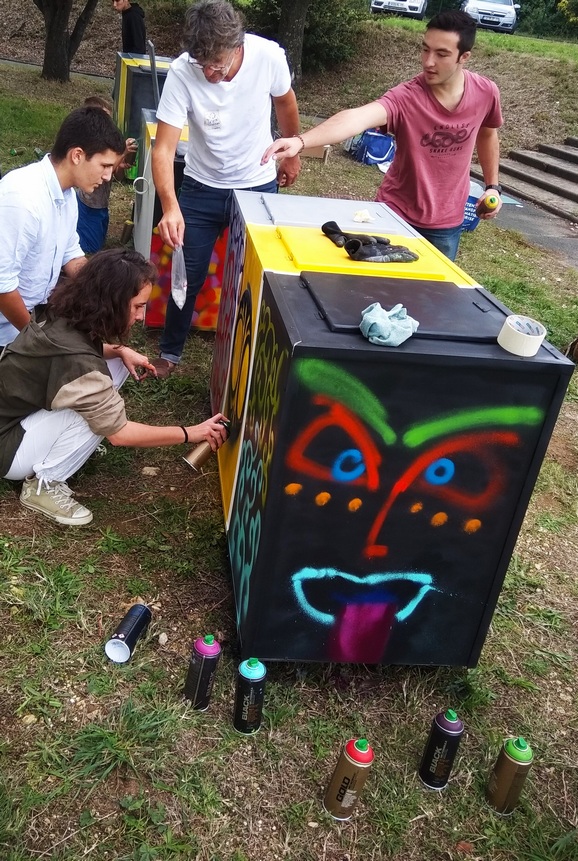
[300,271,506,342]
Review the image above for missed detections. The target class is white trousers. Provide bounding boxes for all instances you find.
[4,358,129,484]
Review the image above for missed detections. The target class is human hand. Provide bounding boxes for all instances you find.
[117,346,158,381]
[261,137,303,166]
[277,154,302,188]
[157,207,185,249]
[476,190,503,220]
[125,138,138,154]
[189,414,230,450]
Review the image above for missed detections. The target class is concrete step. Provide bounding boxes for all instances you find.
[539,143,578,166]
[497,158,578,204]
[470,164,578,222]
[509,149,578,183]
[565,136,578,147]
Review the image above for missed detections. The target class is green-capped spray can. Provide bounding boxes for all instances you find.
[323,738,374,820]
[486,736,533,814]
[418,708,464,790]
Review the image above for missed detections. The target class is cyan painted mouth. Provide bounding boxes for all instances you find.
[291,568,436,626]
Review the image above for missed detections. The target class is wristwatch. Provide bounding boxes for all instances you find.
[485,183,503,195]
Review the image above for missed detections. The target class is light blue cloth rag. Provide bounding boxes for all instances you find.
[359,302,419,347]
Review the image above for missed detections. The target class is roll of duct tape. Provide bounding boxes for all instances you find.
[497,315,546,357]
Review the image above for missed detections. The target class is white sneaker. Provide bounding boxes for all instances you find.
[20,476,93,526]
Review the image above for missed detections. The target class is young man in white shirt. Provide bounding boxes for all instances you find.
[0,107,126,349]
[150,0,302,377]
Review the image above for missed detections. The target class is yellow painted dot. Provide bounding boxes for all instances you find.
[348,498,362,512]
[430,512,448,527]
[410,502,423,514]
[464,518,482,534]
[315,492,331,506]
[284,483,302,496]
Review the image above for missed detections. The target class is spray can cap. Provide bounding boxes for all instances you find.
[203,634,215,645]
[239,657,266,679]
[445,708,459,723]
[345,737,374,763]
[504,736,533,762]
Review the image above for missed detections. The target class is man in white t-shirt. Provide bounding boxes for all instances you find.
[0,107,126,349]
[150,0,302,377]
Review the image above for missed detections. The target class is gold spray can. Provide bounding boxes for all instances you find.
[323,738,374,820]
[182,419,230,472]
[486,736,533,815]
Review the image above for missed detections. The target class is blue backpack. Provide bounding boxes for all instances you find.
[350,129,396,167]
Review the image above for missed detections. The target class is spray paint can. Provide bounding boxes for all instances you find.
[182,419,230,472]
[418,708,464,790]
[486,736,534,815]
[104,603,151,663]
[476,192,500,217]
[323,738,374,820]
[183,634,222,710]
[233,657,266,734]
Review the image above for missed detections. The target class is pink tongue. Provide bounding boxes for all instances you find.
[329,601,397,663]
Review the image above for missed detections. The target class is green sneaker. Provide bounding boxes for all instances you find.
[20,476,93,526]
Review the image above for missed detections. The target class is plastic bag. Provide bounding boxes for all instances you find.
[171,245,187,310]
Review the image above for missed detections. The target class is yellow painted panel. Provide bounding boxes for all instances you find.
[245,224,477,287]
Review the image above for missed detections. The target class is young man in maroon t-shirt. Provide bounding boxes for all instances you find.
[262,10,503,262]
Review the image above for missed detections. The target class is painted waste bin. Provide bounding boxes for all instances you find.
[209,191,572,666]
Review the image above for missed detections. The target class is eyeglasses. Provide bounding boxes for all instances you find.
[189,49,238,75]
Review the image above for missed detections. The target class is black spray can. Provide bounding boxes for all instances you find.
[323,738,374,820]
[104,603,151,663]
[418,708,464,790]
[183,634,222,710]
[233,657,266,734]
[486,736,534,815]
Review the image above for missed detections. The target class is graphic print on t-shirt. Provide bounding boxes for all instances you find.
[420,123,475,156]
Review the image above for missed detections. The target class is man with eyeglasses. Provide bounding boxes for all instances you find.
[150,0,301,378]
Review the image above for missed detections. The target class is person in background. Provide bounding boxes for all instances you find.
[0,107,126,352]
[0,249,229,527]
[262,10,503,262]
[76,96,138,254]
[150,0,301,378]
[112,0,147,54]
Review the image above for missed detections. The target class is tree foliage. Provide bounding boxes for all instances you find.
[239,0,369,83]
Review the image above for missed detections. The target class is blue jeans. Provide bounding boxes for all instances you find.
[409,223,463,262]
[159,176,278,363]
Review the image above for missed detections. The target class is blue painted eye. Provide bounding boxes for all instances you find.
[425,457,455,485]
[331,448,366,482]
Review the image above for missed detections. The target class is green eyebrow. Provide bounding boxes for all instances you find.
[402,406,545,449]
[295,359,397,445]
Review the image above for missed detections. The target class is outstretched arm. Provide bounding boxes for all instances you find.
[261,101,389,164]
[271,89,302,187]
[475,126,503,220]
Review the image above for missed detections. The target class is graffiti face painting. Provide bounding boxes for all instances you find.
[229,350,548,667]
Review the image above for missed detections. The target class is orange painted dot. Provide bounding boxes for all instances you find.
[464,518,482,534]
[430,512,448,527]
[410,502,423,513]
[284,483,302,496]
[315,492,331,506]
[348,498,362,512]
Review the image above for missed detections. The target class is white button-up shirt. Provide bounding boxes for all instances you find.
[0,155,83,346]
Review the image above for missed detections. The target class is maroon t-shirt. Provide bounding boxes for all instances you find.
[376,70,503,229]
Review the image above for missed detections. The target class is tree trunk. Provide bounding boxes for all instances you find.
[277,0,312,88]
[32,0,99,83]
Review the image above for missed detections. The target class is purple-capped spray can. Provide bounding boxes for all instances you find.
[418,708,464,790]
[183,634,222,711]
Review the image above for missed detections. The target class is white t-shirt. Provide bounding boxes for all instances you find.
[0,156,83,346]
[156,33,292,188]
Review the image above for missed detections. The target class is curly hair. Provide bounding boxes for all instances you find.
[183,0,245,62]
[47,249,157,344]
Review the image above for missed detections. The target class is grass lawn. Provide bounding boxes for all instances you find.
[1,23,578,861]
